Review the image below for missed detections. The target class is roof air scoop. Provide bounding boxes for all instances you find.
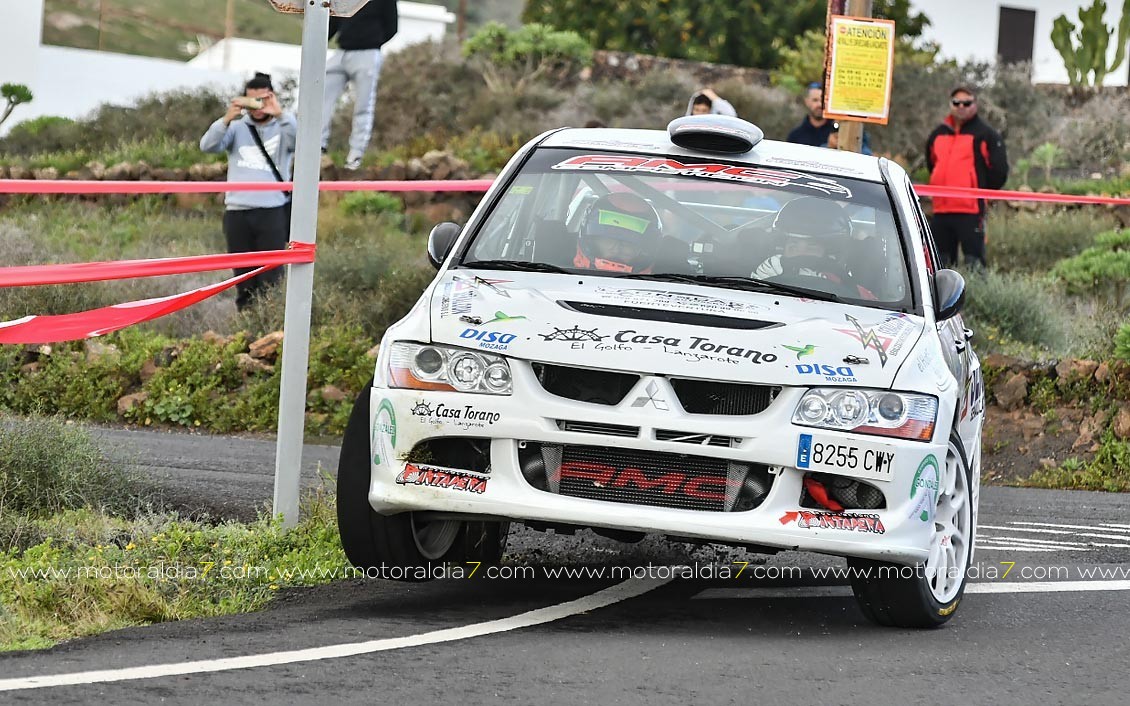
[667,115,764,154]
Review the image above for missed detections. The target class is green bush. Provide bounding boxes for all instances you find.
[463,22,593,92]
[1052,230,1130,307]
[1114,323,1130,361]
[0,87,227,157]
[988,206,1119,273]
[340,192,404,218]
[1054,92,1130,171]
[0,416,136,518]
[0,116,78,154]
[962,269,1069,353]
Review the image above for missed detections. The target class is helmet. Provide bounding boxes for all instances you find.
[574,193,660,273]
[771,197,852,275]
[772,196,853,243]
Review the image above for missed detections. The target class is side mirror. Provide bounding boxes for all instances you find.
[427,222,462,270]
[935,269,966,321]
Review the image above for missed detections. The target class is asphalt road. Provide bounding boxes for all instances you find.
[2,426,1129,704]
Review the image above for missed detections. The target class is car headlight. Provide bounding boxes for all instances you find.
[388,342,512,395]
[793,388,937,441]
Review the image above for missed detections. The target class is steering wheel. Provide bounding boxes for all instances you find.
[770,256,861,298]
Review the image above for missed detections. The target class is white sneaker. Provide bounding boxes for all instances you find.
[344,153,364,171]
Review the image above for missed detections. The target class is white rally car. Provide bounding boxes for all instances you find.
[337,116,984,628]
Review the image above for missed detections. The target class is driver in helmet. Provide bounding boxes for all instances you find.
[753,196,875,298]
[754,197,850,279]
[574,192,660,273]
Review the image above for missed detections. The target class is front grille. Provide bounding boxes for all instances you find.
[654,429,742,448]
[532,362,639,406]
[557,420,640,437]
[671,378,778,416]
[519,442,772,512]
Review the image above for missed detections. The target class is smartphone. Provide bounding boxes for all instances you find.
[234,97,264,110]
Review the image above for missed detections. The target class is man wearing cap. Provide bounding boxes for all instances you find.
[925,86,1009,268]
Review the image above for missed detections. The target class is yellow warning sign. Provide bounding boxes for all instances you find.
[824,16,896,125]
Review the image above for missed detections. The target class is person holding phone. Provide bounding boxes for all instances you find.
[200,72,297,311]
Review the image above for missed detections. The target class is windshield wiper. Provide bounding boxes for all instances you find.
[460,260,571,274]
[615,272,840,302]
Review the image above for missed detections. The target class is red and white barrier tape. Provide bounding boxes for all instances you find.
[0,243,315,344]
[0,179,494,194]
[0,242,315,288]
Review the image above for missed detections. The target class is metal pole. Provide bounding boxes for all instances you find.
[837,0,873,154]
[273,0,330,527]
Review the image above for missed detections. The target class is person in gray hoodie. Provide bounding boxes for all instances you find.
[685,87,737,117]
[200,72,297,311]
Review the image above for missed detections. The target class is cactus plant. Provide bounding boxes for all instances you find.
[1051,0,1130,87]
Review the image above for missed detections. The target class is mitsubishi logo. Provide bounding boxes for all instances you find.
[631,381,669,411]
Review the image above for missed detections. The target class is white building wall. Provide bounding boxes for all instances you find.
[1,0,454,135]
[913,0,1129,86]
[0,0,44,91]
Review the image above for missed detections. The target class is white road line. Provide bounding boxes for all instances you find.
[980,535,1087,546]
[1007,522,1130,540]
[981,524,1130,543]
[1101,524,1130,530]
[693,580,1130,600]
[980,524,1074,535]
[975,545,1090,552]
[0,577,670,692]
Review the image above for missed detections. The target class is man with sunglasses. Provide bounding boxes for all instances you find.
[925,86,1009,268]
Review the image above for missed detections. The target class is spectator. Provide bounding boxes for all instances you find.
[200,72,297,311]
[322,0,398,170]
[685,88,737,117]
[925,86,1009,268]
[787,82,834,147]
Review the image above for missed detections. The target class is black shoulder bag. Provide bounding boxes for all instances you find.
[247,123,292,221]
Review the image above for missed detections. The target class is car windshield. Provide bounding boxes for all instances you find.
[459,147,912,308]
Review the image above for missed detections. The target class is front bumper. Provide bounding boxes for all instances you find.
[366,361,947,565]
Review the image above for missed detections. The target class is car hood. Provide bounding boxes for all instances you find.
[429,270,924,388]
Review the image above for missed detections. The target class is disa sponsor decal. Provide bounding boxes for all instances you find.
[795,362,857,383]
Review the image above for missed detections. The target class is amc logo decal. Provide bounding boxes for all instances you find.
[556,460,727,502]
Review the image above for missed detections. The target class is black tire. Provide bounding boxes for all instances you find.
[848,432,974,628]
[336,383,509,579]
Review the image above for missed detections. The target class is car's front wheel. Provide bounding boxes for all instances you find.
[336,383,508,579]
[847,432,974,628]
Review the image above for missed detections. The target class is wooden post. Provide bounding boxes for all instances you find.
[224,0,236,70]
[837,0,873,153]
[98,0,106,51]
[458,0,467,43]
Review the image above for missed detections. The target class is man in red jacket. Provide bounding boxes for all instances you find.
[925,86,1009,268]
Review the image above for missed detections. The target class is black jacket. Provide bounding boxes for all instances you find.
[328,0,398,51]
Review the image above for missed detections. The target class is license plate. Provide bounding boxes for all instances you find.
[796,433,895,482]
